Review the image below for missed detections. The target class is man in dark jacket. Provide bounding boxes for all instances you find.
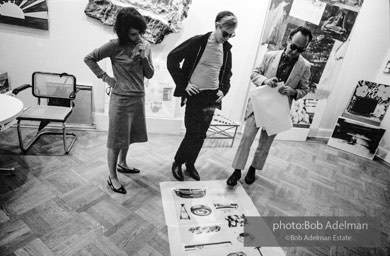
[167,11,237,181]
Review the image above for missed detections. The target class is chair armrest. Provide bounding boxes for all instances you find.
[12,84,31,95]
[69,90,78,100]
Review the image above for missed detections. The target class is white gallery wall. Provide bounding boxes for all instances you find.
[0,0,268,127]
[0,0,390,162]
[314,0,390,162]
[374,48,390,163]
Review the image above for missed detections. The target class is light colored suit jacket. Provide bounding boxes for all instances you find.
[246,50,311,119]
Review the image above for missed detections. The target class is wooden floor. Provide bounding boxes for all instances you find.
[0,127,389,256]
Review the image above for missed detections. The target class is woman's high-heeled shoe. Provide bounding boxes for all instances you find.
[107,176,127,194]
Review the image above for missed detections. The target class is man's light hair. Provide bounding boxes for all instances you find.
[217,15,238,29]
[215,11,237,29]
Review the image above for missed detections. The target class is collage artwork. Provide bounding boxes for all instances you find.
[160,180,286,256]
[261,0,363,128]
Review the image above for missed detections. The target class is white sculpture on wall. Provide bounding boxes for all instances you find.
[84,0,192,44]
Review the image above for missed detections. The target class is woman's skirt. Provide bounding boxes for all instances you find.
[107,93,147,150]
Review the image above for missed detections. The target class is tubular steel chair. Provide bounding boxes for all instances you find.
[13,72,78,154]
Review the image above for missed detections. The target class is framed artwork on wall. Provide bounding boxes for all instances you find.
[320,0,364,12]
[0,72,9,94]
[0,0,49,30]
[344,80,390,125]
[84,0,192,44]
[328,116,385,160]
[384,60,390,74]
[319,4,358,42]
[260,0,362,98]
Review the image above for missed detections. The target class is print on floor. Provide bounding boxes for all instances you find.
[160,180,286,255]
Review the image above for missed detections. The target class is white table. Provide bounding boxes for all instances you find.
[0,94,24,175]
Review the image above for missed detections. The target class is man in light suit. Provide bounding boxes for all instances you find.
[227,26,312,186]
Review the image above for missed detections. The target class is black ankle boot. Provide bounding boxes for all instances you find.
[227,169,241,186]
[245,166,256,185]
[172,161,184,181]
[185,163,200,181]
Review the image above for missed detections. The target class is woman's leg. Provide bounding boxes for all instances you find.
[117,147,130,168]
[107,147,122,188]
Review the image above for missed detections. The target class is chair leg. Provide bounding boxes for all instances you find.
[62,123,77,154]
[17,120,77,154]
[17,119,41,153]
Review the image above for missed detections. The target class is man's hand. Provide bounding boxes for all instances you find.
[263,77,278,88]
[185,83,200,96]
[278,86,296,96]
[216,90,224,103]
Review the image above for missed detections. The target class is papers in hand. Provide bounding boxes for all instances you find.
[249,82,292,136]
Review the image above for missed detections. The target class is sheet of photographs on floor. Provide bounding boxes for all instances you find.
[160,180,286,256]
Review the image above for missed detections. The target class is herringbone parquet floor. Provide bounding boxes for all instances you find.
[0,127,389,256]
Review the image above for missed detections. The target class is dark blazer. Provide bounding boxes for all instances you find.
[167,32,233,108]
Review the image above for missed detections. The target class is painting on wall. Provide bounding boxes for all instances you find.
[289,0,327,25]
[0,0,48,30]
[320,0,364,12]
[319,4,358,42]
[345,80,390,124]
[84,0,192,44]
[0,72,10,94]
[384,60,390,74]
[328,116,385,160]
[281,22,335,89]
[261,0,294,49]
[145,60,176,118]
[260,0,360,94]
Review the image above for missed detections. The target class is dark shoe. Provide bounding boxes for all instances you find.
[185,164,200,181]
[245,167,256,185]
[107,176,127,194]
[117,164,140,174]
[227,169,241,186]
[172,161,184,181]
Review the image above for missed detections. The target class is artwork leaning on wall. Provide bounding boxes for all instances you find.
[84,0,193,44]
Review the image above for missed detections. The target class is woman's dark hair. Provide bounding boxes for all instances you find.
[289,26,313,43]
[114,7,147,45]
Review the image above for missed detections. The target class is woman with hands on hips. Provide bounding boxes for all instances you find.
[84,7,154,194]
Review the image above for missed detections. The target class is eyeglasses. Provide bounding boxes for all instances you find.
[289,43,306,53]
[221,30,235,38]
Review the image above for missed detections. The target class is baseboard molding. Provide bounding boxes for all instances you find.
[375,146,390,165]
[307,128,333,139]
[274,127,334,142]
[275,127,310,141]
